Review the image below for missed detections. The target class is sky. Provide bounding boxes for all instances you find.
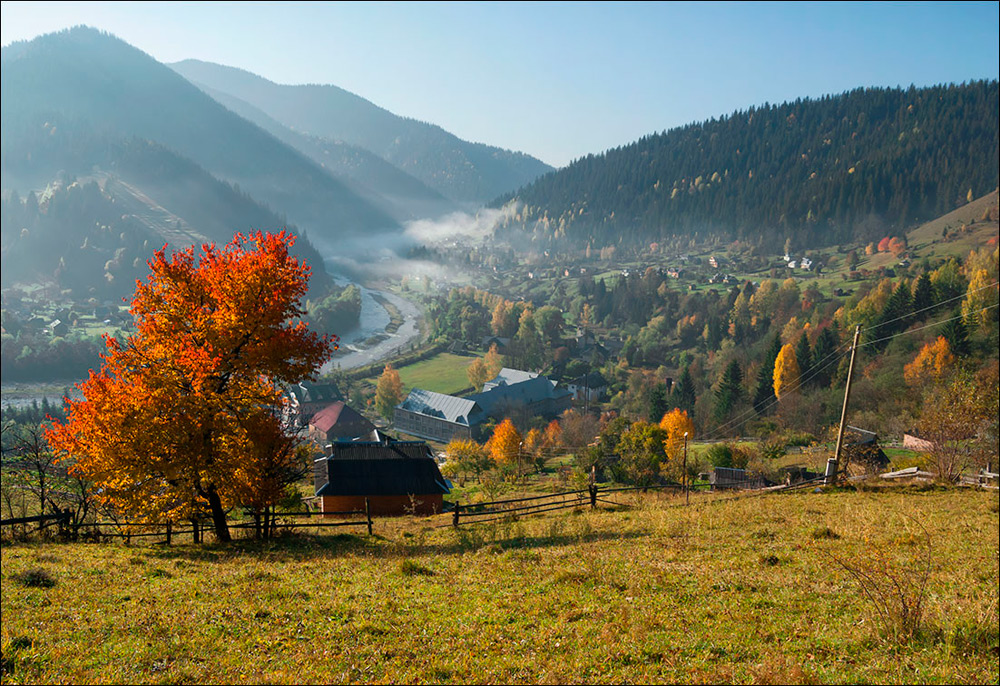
[2,1,998,168]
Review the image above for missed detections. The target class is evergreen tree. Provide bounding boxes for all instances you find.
[672,366,697,413]
[939,310,971,357]
[869,281,913,349]
[794,333,813,386]
[911,272,935,317]
[713,359,744,422]
[647,383,669,423]
[753,333,782,413]
[811,327,838,388]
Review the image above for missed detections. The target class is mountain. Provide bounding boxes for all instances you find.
[492,82,999,251]
[193,82,458,222]
[169,59,554,205]
[1,27,401,255]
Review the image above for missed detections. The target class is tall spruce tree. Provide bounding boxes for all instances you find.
[672,366,697,413]
[794,333,813,386]
[940,309,971,357]
[911,273,935,317]
[713,359,744,423]
[811,327,839,388]
[869,280,913,349]
[753,333,782,413]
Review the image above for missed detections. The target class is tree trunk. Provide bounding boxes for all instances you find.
[206,485,231,542]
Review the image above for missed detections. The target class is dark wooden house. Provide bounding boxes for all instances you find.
[313,437,450,516]
[843,426,891,473]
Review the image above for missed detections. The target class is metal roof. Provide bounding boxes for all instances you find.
[483,368,542,390]
[396,388,482,425]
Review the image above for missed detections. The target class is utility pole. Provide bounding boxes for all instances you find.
[683,431,689,506]
[830,325,862,484]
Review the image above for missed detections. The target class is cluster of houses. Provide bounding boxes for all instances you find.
[287,367,590,517]
[394,367,574,443]
[784,253,814,271]
[282,381,451,517]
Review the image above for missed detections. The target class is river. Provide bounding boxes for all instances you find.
[1,278,422,409]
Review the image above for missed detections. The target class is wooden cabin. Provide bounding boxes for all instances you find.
[313,437,450,516]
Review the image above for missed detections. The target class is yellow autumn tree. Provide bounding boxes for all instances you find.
[772,344,800,399]
[962,267,999,333]
[659,408,695,476]
[374,363,405,418]
[903,337,955,385]
[486,418,522,469]
[442,438,492,484]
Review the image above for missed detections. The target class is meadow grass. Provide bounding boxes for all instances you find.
[2,488,997,684]
[392,352,482,396]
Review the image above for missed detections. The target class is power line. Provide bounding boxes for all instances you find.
[858,303,998,350]
[861,279,998,334]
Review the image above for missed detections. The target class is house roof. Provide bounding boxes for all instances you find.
[290,381,342,404]
[469,375,571,414]
[483,367,544,391]
[397,388,483,426]
[569,372,607,388]
[309,401,375,438]
[314,441,450,496]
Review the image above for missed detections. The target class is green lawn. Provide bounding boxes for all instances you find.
[394,352,482,396]
[2,487,997,684]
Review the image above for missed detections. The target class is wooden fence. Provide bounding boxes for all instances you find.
[0,499,375,544]
[450,482,687,527]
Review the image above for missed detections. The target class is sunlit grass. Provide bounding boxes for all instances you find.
[2,488,997,684]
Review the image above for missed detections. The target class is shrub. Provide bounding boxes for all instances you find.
[15,568,55,588]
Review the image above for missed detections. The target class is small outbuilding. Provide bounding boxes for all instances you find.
[313,437,450,516]
[308,401,376,444]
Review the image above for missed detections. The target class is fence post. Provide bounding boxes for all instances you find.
[165,522,171,546]
[452,501,460,528]
[589,483,598,509]
[192,520,200,544]
[365,498,373,536]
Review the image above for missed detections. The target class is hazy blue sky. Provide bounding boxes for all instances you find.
[2,1,998,167]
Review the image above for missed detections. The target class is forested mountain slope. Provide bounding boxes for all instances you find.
[193,83,457,222]
[494,82,999,250]
[170,59,554,205]
[1,27,400,248]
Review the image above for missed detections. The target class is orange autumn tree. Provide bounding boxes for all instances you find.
[486,418,523,473]
[903,336,955,385]
[46,232,335,542]
[659,408,695,478]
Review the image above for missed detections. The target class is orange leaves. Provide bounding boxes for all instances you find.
[45,231,333,533]
[486,418,522,465]
[903,336,955,386]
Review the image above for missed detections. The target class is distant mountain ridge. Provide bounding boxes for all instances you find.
[493,82,999,250]
[193,82,458,222]
[169,59,554,205]
[1,26,400,253]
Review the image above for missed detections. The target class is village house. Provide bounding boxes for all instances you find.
[284,381,344,427]
[566,371,608,403]
[313,436,450,516]
[307,401,376,445]
[394,368,572,442]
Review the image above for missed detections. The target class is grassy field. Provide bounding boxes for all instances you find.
[392,352,482,396]
[2,487,997,684]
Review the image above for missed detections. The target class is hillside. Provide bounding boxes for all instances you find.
[1,489,997,683]
[169,59,554,205]
[1,27,401,251]
[493,82,999,251]
[195,83,458,222]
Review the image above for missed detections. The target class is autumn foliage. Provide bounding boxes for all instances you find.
[375,363,405,418]
[486,418,522,467]
[903,337,955,385]
[659,408,695,477]
[773,343,801,399]
[45,232,335,541]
